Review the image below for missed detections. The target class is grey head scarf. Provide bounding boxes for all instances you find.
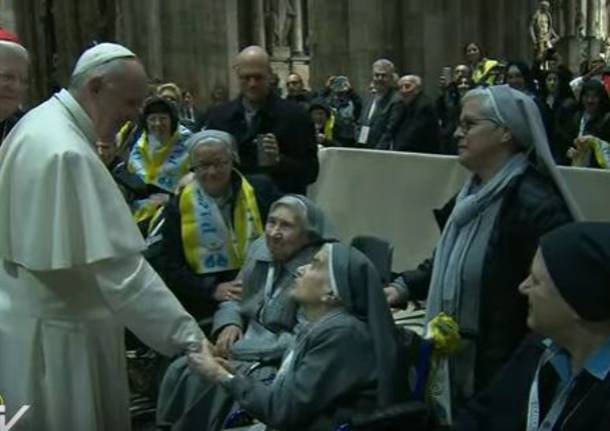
[425,85,582,408]
[186,129,240,165]
[327,242,409,407]
[269,194,334,242]
[240,195,335,333]
[477,84,582,219]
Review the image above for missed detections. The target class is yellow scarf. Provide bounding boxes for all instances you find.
[180,175,263,274]
[128,130,190,192]
[472,58,500,86]
[324,114,335,141]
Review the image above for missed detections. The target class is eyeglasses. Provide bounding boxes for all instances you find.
[0,72,28,88]
[192,159,231,172]
[457,118,500,134]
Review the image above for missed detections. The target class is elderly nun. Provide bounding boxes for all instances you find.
[157,195,334,431]
[385,85,581,420]
[456,222,610,430]
[187,242,410,430]
[161,129,279,320]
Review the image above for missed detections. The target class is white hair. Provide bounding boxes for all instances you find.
[399,74,422,88]
[372,58,395,73]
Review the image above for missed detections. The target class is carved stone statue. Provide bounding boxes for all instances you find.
[530,0,560,61]
[265,0,297,50]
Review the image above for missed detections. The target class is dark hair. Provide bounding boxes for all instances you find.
[463,42,486,59]
[579,79,610,115]
[505,61,538,95]
[140,96,179,134]
[539,69,574,102]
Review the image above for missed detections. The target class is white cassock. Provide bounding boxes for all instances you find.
[0,89,205,431]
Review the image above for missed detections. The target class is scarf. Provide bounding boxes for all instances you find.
[425,153,529,418]
[180,174,263,274]
[128,129,190,192]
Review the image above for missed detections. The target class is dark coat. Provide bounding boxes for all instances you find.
[0,110,24,146]
[107,156,160,203]
[205,94,319,195]
[378,92,440,153]
[399,167,572,392]
[357,90,398,148]
[454,334,610,431]
[161,174,280,320]
[540,97,578,165]
[561,110,610,168]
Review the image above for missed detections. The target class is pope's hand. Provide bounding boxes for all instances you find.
[187,340,229,383]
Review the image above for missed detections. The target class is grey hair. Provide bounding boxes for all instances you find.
[187,130,239,165]
[0,41,29,63]
[372,58,395,73]
[399,74,422,88]
[68,58,128,91]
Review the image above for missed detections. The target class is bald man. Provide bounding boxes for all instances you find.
[378,74,440,153]
[0,36,29,145]
[205,46,318,194]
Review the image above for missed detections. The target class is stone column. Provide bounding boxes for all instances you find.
[291,0,305,55]
[0,0,18,31]
[146,0,163,80]
[253,0,267,49]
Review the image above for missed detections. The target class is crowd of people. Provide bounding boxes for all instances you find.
[1,24,610,431]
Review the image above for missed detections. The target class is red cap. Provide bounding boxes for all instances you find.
[0,28,20,44]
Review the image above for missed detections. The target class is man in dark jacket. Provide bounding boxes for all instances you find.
[454,222,610,431]
[206,46,318,195]
[356,58,399,148]
[285,72,312,109]
[378,75,440,153]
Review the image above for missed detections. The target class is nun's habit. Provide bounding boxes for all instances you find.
[422,85,580,418]
[220,242,409,431]
[157,195,334,431]
[455,222,610,431]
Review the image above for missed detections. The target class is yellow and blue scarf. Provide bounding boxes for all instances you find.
[180,175,263,274]
[128,129,191,193]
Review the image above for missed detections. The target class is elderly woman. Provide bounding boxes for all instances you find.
[162,130,278,320]
[156,195,333,431]
[455,223,610,430]
[188,242,409,430]
[128,97,192,223]
[385,85,580,420]
[565,79,610,169]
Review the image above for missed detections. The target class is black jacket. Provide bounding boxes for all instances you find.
[0,110,24,146]
[399,167,572,392]
[378,92,440,153]
[358,90,398,148]
[454,334,610,431]
[205,94,319,194]
[161,174,280,320]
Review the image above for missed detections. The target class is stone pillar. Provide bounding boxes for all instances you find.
[0,0,18,32]
[253,0,266,49]
[291,0,305,55]
[146,0,163,80]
